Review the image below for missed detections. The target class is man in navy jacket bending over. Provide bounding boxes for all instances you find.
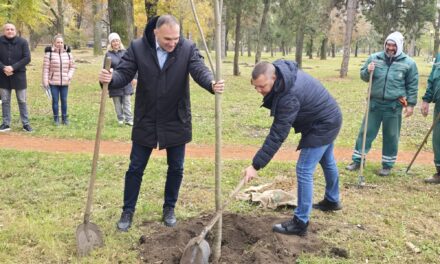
[243,60,342,236]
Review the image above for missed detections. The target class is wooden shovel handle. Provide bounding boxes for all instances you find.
[84,57,112,223]
[194,177,246,244]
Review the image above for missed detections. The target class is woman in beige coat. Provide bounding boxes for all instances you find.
[42,34,75,125]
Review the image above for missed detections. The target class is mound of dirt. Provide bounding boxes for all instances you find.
[139,213,324,263]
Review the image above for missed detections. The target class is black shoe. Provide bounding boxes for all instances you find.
[313,198,342,211]
[345,162,360,171]
[62,116,69,126]
[377,167,391,177]
[162,206,177,227]
[0,124,10,132]
[54,116,60,126]
[272,216,308,236]
[116,211,133,232]
[23,124,33,132]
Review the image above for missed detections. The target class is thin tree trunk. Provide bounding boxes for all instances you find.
[270,40,274,57]
[320,37,328,60]
[434,13,440,55]
[331,42,336,57]
[57,0,64,35]
[255,0,270,63]
[233,7,242,76]
[354,41,359,57]
[339,0,357,78]
[93,0,103,56]
[247,31,252,57]
[295,26,305,69]
[408,35,416,57]
[221,4,227,59]
[212,0,223,261]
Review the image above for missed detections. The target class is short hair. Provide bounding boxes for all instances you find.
[156,15,179,29]
[252,61,275,80]
[3,23,15,31]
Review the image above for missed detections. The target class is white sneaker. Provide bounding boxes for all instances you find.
[125,121,133,126]
[118,120,124,126]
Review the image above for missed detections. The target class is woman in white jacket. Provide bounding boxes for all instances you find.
[42,34,75,125]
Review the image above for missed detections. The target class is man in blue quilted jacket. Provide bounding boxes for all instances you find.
[243,60,343,236]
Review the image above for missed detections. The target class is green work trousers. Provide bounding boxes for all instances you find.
[434,102,440,167]
[352,99,402,168]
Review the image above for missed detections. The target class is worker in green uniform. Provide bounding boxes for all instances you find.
[346,31,419,176]
[421,53,440,184]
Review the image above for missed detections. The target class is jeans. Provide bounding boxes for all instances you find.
[50,85,68,117]
[112,95,133,122]
[122,142,185,213]
[0,88,29,125]
[294,143,340,224]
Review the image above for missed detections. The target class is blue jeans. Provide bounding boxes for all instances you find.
[50,85,68,117]
[122,142,186,213]
[0,88,30,125]
[294,143,340,224]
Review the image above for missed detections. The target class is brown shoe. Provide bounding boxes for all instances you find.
[424,174,440,184]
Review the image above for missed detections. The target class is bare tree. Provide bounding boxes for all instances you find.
[233,1,242,76]
[340,0,357,78]
[255,0,270,63]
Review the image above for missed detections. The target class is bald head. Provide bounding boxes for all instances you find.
[3,23,17,39]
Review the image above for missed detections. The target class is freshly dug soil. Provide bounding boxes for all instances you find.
[139,213,324,264]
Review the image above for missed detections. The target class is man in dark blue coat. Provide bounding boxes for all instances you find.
[99,15,224,231]
[244,60,342,236]
[0,23,32,132]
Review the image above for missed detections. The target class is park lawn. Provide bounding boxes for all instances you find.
[13,48,435,151]
[0,149,439,263]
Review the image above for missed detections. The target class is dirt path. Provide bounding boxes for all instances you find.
[0,133,434,165]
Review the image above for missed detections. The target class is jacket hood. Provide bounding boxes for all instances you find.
[272,60,298,92]
[384,31,404,57]
[143,16,159,48]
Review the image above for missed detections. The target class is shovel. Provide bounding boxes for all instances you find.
[406,111,440,174]
[180,177,246,264]
[345,70,377,189]
[76,57,111,256]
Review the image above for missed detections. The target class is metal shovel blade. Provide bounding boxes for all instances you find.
[180,237,211,264]
[76,222,104,257]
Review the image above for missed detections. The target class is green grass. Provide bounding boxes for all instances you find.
[1,149,439,263]
[2,49,439,263]
[16,48,435,150]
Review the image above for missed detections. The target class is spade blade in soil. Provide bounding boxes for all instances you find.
[76,222,104,257]
[180,237,211,264]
